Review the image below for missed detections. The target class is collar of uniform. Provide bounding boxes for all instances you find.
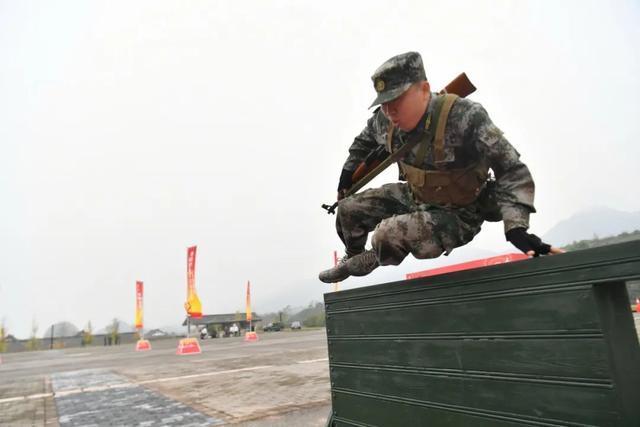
[397,92,437,140]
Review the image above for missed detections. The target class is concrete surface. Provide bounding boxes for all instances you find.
[0,329,330,426]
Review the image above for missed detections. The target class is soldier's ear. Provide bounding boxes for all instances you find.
[421,81,430,99]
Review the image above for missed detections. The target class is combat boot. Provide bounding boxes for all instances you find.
[318,254,351,283]
[319,250,379,283]
[347,249,379,276]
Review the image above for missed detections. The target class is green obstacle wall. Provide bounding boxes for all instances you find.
[324,241,640,426]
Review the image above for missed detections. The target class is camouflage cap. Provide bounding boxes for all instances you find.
[369,51,427,108]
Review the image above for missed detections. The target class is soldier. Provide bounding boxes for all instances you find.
[319,52,562,284]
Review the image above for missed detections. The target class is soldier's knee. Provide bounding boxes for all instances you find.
[371,219,394,247]
[409,221,445,259]
[371,220,405,266]
[411,242,444,260]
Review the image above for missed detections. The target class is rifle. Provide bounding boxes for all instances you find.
[321,73,477,214]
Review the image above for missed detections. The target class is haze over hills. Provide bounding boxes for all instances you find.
[542,207,640,247]
[22,207,640,338]
[257,206,640,316]
[91,206,640,337]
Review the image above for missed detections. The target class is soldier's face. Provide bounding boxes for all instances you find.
[381,81,430,131]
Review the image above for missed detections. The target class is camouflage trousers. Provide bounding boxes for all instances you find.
[336,183,484,266]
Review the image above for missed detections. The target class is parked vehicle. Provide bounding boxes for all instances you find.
[263,322,284,332]
[291,321,302,330]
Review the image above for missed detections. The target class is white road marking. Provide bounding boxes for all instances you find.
[137,365,273,385]
[296,358,328,364]
[0,365,275,404]
[0,396,26,404]
[27,393,53,400]
[2,360,328,404]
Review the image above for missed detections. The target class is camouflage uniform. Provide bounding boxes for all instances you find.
[337,66,535,267]
[320,51,536,283]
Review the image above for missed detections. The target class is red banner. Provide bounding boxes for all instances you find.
[135,281,144,330]
[245,281,252,322]
[187,246,196,296]
[184,246,202,318]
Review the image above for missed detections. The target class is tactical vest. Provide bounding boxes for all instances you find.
[386,94,489,207]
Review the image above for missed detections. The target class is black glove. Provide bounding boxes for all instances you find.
[506,227,551,257]
[337,168,353,192]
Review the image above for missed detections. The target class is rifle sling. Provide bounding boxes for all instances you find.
[343,113,434,198]
[433,94,458,166]
[415,95,444,166]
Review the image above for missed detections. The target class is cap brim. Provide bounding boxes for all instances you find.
[369,82,413,108]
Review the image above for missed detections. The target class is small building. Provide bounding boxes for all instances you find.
[182,313,262,337]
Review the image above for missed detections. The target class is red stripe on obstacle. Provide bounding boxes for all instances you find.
[406,253,528,280]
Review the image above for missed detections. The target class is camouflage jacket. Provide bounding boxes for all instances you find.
[342,93,535,232]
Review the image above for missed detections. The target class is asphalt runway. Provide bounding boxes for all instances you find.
[0,329,331,426]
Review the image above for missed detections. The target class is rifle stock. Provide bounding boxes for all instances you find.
[352,159,381,183]
[440,72,476,98]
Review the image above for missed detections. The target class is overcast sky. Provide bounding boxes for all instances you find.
[1,1,639,338]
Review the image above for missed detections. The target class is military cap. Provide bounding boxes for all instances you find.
[369,51,427,108]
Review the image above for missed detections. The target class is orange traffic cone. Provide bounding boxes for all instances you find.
[635,298,640,313]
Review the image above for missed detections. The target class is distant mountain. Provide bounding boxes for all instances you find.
[289,302,325,327]
[563,230,640,251]
[542,207,640,247]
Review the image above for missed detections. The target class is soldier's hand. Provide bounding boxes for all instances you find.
[337,168,353,200]
[506,228,564,257]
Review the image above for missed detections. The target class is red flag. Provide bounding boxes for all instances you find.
[135,281,144,329]
[245,281,252,322]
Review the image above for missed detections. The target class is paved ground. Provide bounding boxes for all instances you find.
[0,329,331,426]
[2,317,638,426]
